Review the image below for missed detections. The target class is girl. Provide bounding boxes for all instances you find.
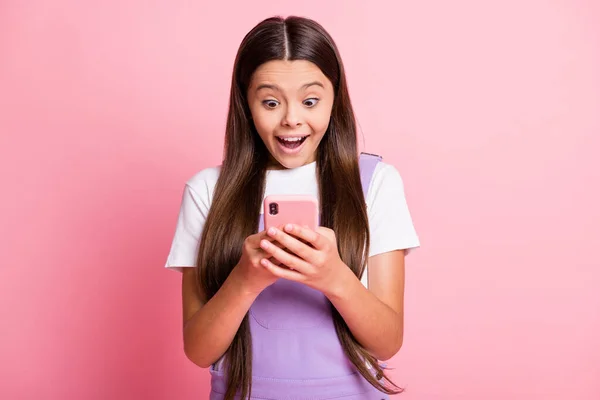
[165,15,420,400]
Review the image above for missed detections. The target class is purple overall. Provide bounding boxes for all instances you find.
[209,153,390,400]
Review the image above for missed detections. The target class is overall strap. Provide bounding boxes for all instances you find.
[358,152,382,199]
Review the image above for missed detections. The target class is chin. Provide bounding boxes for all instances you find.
[275,158,306,169]
[270,152,314,170]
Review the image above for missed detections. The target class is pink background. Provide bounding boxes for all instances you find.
[1,1,599,399]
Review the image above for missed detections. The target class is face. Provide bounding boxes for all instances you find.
[247,60,335,169]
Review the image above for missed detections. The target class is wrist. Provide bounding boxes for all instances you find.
[324,262,358,302]
[229,264,264,299]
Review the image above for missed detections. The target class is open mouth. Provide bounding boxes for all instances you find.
[276,136,308,150]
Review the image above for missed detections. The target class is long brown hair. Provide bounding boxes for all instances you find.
[196,15,402,399]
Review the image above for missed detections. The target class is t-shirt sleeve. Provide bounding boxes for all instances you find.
[366,163,420,257]
[164,182,210,272]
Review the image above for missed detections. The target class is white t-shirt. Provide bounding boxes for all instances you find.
[164,160,420,288]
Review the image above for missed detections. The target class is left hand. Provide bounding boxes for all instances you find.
[258,224,351,296]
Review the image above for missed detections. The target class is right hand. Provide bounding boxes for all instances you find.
[233,230,283,295]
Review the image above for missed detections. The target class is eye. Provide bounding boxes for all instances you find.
[262,100,279,109]
[303,98,319,108]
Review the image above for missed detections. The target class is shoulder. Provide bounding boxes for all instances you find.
[373,161,402,179]
[184,165,222,195]
[370,161,405,194]
[364,160,409,210]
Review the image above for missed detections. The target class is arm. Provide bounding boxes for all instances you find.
[329,163,416,360]
[181,266,259,368]
[327,249,405,361]
[181,230,280,368]
[167,178,263,367]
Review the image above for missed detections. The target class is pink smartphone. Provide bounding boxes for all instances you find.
[263,194,319,232]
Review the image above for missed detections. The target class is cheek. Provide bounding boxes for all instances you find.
[310,110,332,136]
[251,109,279,138]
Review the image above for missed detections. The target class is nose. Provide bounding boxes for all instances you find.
[281,103,302,128]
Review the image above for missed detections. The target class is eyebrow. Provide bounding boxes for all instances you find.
[255,81,325,92]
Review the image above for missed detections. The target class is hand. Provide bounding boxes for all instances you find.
[258,224,352,297]
[233,230,282,295]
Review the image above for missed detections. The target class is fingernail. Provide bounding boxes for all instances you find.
[268,227,277,236]
[260,240,270,249]
[285,224,293,232]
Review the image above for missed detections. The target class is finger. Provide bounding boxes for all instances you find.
[248,230,277,249]
[251,235,285,266]
[260,238,313,274]
[255,247,283,267]
[282,224,324,250]
[268,256,282,266]
[260,258,305,281]
[266,227,316,263]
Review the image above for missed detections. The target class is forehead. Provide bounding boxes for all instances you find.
[249,60,331,91]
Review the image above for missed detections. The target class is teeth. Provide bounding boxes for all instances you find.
[281,137,303,142]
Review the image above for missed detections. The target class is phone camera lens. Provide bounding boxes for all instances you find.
[269,203,278,215]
